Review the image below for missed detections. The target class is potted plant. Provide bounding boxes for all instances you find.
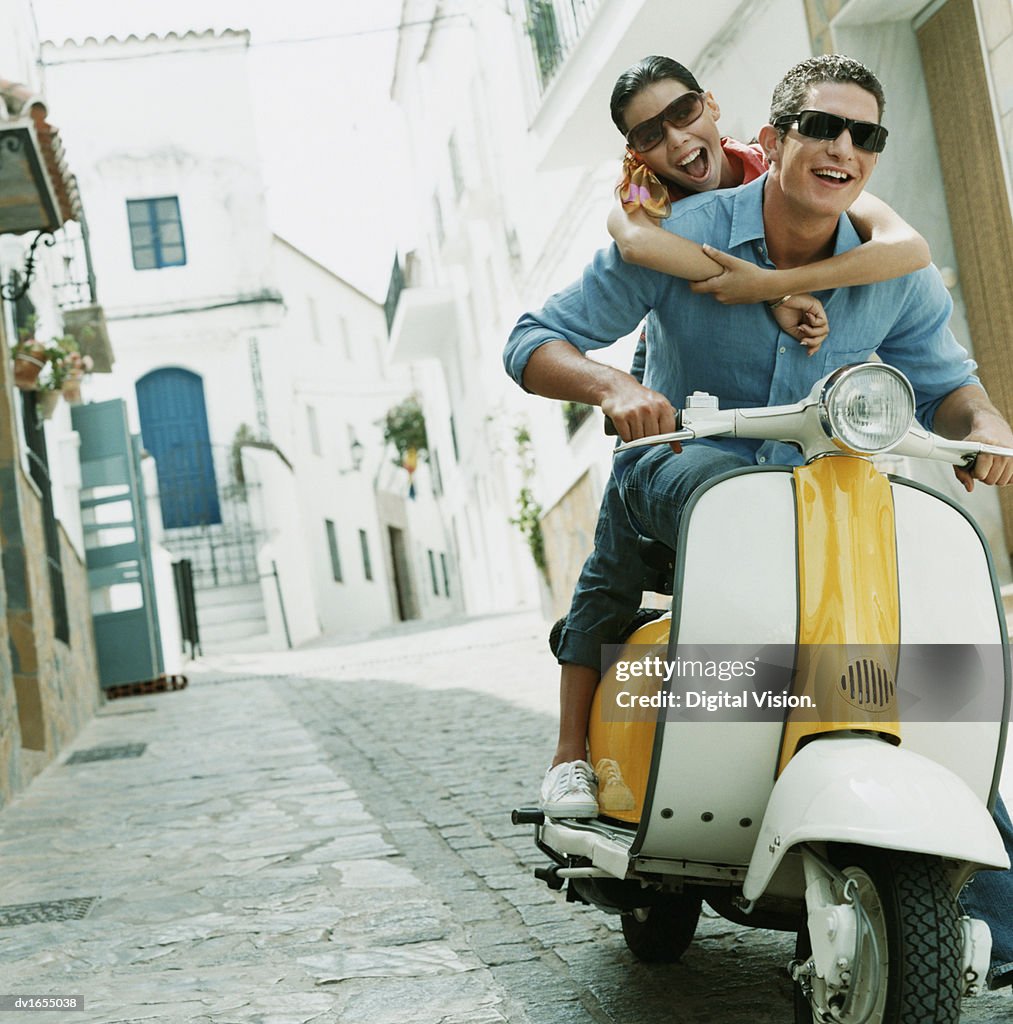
[35,384,61,421]
[22,336,92,419]
[381,395,429,464]
[12,336,50,391]
[54,344,93,405]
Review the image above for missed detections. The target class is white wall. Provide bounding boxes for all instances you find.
[35,25,459,642]
[40,30,282,455]
[978,0,1013,178]
[269,237,411,634]
[41,32,274,312]
[390,5,583,613]
[140,455,183,674]
[242,446,318,648]
[0,0,42,95]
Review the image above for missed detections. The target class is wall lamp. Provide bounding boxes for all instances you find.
[340,436,365,475]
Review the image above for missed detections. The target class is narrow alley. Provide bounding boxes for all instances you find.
[0,613,1009,1023]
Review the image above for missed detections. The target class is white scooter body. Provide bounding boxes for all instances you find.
[518,365,1012,1017]
[639,467,1008,887]
[537,470,1009,876]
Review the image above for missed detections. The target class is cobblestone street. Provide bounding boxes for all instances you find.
[0,612,1009,1023]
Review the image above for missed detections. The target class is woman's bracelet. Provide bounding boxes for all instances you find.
[767,294,793,309]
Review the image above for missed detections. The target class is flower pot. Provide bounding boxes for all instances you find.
[37,390,60,420]
[61,378,82,405]
[13,353,46,391]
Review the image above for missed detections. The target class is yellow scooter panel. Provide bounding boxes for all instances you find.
[778,457,902,775]
[587,615,670,824]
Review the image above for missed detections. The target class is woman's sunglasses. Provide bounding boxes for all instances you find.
[772,110,889,153]
[625,91,705,152]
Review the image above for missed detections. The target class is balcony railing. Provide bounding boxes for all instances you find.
[384,256,405,335]
[524,0,602,95]
[51,218,96,311]
[383,252,456,364]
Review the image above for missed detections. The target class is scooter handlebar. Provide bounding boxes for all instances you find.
[890,430,1013,467]
[611,407,795,455]
[610,398,1013,468]
[613,427,697,453]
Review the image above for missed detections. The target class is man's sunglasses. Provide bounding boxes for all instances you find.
[626,91,705,152]
[772,110,888,153]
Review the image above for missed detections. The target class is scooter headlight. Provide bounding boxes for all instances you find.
[819,364,915,454]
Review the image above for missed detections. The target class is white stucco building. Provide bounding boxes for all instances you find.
[40,28,461,651]
[388,0,1013,621]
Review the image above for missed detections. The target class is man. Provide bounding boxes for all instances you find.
[535,54,924,823]
[505,53,1013,990]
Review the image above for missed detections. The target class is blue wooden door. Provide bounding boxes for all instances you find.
[136,368,221,528]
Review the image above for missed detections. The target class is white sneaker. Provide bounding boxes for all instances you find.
[539,760,599,818]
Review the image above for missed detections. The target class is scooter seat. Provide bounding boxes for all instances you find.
[637,537,675,595]
[548,606,669,659]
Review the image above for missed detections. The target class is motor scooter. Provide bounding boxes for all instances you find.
[513,362,1011,1024]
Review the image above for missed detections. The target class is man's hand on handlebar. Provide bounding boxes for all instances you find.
[601,378,682,453]
[955,416,1013,492]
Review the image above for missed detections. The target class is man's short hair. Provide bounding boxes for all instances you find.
[769,54,886,129]
[610,55,703,135]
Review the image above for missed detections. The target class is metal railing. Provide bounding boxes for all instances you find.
[384,256,405,335]
[157,444,264,589]
[172,559,200,657]
[524,0,602,95]
[51,217,97,310]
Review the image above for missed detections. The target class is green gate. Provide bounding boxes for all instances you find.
[72,399,163,687]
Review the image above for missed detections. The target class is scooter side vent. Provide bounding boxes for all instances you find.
[839,659,895,710]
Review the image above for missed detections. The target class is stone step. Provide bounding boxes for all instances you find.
[196,597,266,627]
[199,616,269,644]
[195,582,263,608]
[198,631,278,655]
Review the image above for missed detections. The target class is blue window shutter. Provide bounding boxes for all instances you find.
[136,368,221,528]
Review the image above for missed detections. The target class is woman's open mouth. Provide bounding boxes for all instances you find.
[676,147,710,182]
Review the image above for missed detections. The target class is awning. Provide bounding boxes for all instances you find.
[0,78,82,234]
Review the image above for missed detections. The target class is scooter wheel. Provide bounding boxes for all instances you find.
[620,893,701,963]
[793,846,961,1024]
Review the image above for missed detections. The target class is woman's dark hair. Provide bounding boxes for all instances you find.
[610,56,703,135]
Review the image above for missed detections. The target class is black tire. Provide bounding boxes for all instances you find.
[793,847,962,1024]
[621,893,701,963]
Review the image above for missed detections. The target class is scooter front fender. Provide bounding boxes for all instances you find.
[742,735,1009,902]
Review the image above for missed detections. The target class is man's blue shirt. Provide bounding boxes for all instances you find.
[504,173,977,468]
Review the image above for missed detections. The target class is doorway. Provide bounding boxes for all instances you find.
[388,526,418,620]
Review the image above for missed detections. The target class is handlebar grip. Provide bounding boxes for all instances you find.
[604,410,683,437]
